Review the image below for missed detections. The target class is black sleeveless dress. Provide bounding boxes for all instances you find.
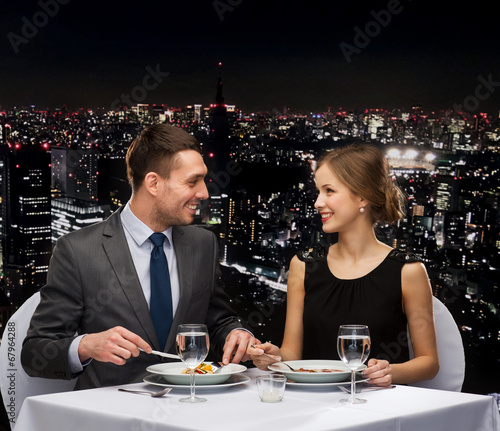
[299,247,421,364]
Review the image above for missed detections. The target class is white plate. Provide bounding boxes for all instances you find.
[144,373,250,389]
[268,360,366,383]
[146,362,247,385]
[285,376,369,387]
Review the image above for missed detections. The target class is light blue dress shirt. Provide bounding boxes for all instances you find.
[119,201,180,313]
[68,202,181,373]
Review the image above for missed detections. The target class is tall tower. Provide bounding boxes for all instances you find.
[0,147,10,278]
[203,63,233,253]
[206,62,231,188]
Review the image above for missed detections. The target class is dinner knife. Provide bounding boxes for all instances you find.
[139,347,181,360]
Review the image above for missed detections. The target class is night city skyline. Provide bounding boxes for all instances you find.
[0,99,498,399]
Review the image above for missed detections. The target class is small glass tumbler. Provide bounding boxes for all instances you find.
[256,374,286,403]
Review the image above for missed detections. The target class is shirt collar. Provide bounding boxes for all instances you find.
[121,201,173,247]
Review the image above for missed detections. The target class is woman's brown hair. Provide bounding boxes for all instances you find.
[317,143,406,224]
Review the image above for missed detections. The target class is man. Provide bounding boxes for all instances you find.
[21,124,255,389]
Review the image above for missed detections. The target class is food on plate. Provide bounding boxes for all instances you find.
[181,363,214,374]
[294,368,344,373]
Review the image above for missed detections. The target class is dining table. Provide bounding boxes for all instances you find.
[14,368,500,431]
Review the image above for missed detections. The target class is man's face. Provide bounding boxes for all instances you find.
[151,150,209,229]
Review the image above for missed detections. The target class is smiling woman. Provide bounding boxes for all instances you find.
[251,143,439,389]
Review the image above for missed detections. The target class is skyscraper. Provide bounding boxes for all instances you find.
[3,145,51,302]
[435,175,460,212]
[51,197,110,242]
[50,146,109,244]
[202,63,235,254]
[51,146,99,202]
[0,149,10,276]
[206,63,231,188]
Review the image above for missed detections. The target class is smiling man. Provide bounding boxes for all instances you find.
[21,124,255,390]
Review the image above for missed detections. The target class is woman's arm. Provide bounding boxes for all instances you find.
[251,255,306,369]
[364,261,439,385]
[280,255,306,360]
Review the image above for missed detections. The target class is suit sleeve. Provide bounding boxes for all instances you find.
[204,233,250,356]
[21,235,83,380]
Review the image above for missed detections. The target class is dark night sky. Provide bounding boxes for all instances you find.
[1,0,499,113]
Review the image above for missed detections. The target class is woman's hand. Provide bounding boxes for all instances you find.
[248,342,282,370]
[362,358,393,386]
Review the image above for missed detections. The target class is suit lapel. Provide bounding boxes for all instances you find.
[164,226,193,352]
[102,208,159,348]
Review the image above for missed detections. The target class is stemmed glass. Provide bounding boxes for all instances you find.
[337,324,371,404]
[176,324,210,403]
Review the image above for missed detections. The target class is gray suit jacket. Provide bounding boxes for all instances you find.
[21,208,243,389]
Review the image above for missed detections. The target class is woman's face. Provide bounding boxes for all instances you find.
[314,165,364,233]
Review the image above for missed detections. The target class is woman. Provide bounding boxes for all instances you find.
[251,144,439,386]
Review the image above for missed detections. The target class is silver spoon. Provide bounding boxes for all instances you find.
[118,387,172,397]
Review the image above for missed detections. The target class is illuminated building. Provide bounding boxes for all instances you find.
[204,63,234,254]
[184,104,202,124]
[3,145,51,301]
[51,146,99,202]
[206,62,232,188]
[435,175,459,212]
[444,212,467,250]
[0,152,9,275]
[51,197,110,242]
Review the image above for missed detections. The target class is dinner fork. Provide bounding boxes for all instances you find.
[250,345,282,363]
[279,362,297,371]
[118,387,172,397]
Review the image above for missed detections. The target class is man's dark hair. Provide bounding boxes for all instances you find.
[126,124,202,190]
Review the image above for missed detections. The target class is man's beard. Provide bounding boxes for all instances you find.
[150,204,191,231]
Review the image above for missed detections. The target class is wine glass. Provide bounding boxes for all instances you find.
[337,324,371,404]
[176,324,210,403]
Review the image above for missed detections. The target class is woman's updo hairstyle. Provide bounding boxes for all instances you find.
[316,143,406,224]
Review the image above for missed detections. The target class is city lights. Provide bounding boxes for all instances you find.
[0,103,498,397]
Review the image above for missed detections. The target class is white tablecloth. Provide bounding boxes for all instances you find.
[14,369,500,431]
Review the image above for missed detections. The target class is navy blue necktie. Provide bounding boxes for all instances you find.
[149,233,173,350]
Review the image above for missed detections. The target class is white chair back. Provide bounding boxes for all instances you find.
[0,292,77,429]
[408,296,465,392]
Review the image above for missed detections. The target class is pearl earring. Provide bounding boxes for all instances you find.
[359,207,365,213]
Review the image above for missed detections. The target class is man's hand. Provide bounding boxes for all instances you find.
[221,329,257,365]
[78,326,152,365]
